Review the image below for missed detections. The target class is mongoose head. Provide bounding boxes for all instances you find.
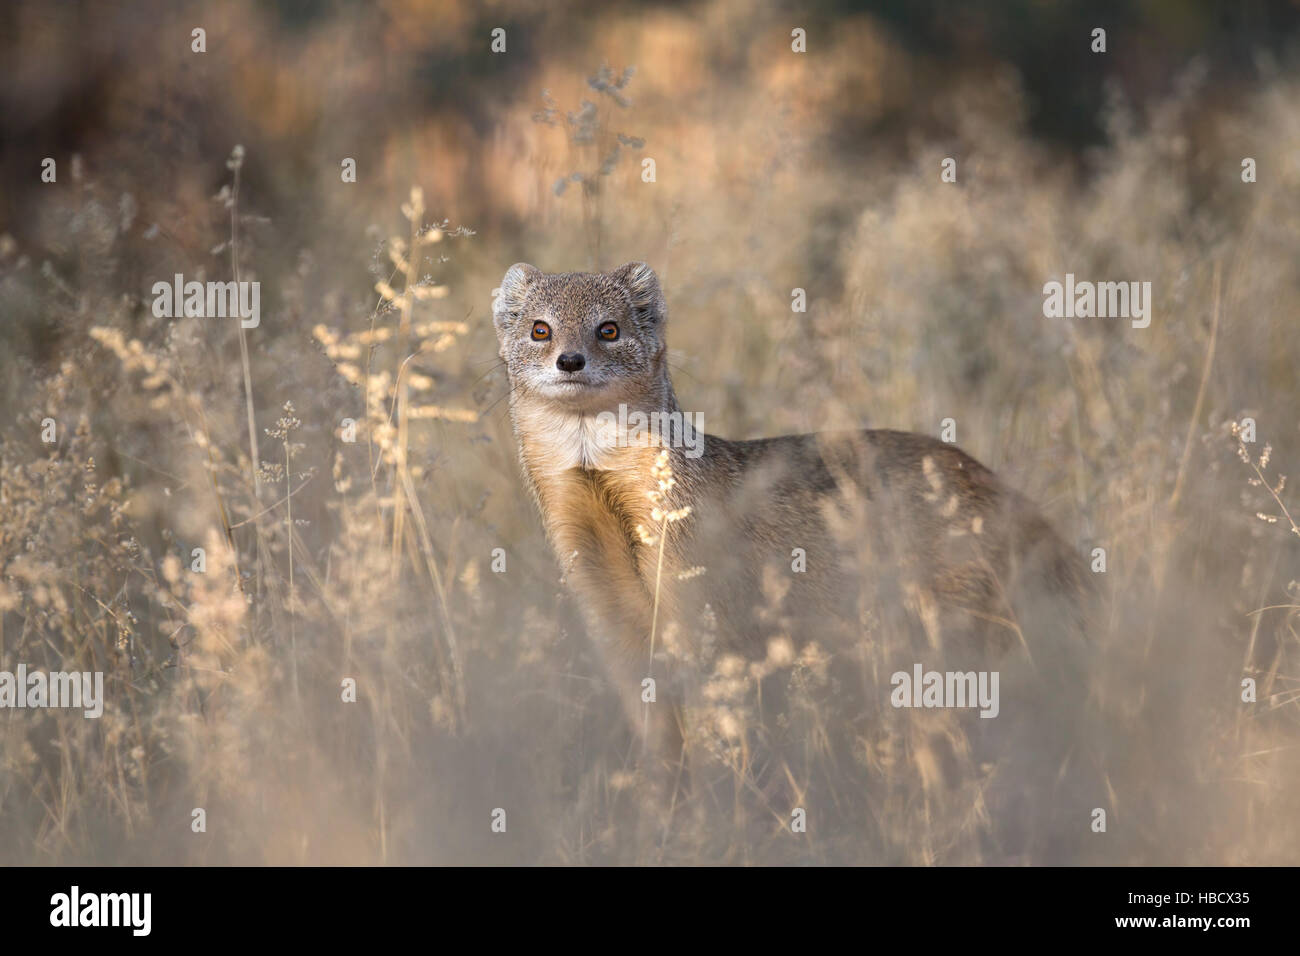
[492,262,669,412]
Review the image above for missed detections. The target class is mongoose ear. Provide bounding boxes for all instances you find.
[493,263,540,331]
[612,261,666,323]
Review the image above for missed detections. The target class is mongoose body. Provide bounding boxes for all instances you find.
[493,262,1089,761]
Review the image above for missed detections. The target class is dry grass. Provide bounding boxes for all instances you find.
[0,0,1298,865]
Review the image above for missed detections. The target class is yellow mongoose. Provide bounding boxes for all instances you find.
[493,261,1090,766]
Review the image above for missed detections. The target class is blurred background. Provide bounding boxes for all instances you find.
[1,0,1299,864]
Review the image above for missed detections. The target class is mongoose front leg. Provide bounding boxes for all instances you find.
[563,543,687,784]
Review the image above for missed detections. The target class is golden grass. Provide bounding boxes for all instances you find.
[0,2,1297,864]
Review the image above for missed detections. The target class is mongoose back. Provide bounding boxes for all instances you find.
[492,261,1091,765]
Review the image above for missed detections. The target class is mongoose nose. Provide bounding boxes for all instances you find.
[556,352,586,373]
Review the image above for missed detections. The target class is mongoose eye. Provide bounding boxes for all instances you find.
[598,322,619,341]
[530,321,551,341]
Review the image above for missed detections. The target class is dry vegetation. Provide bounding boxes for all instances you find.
[0,0,1298,864]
